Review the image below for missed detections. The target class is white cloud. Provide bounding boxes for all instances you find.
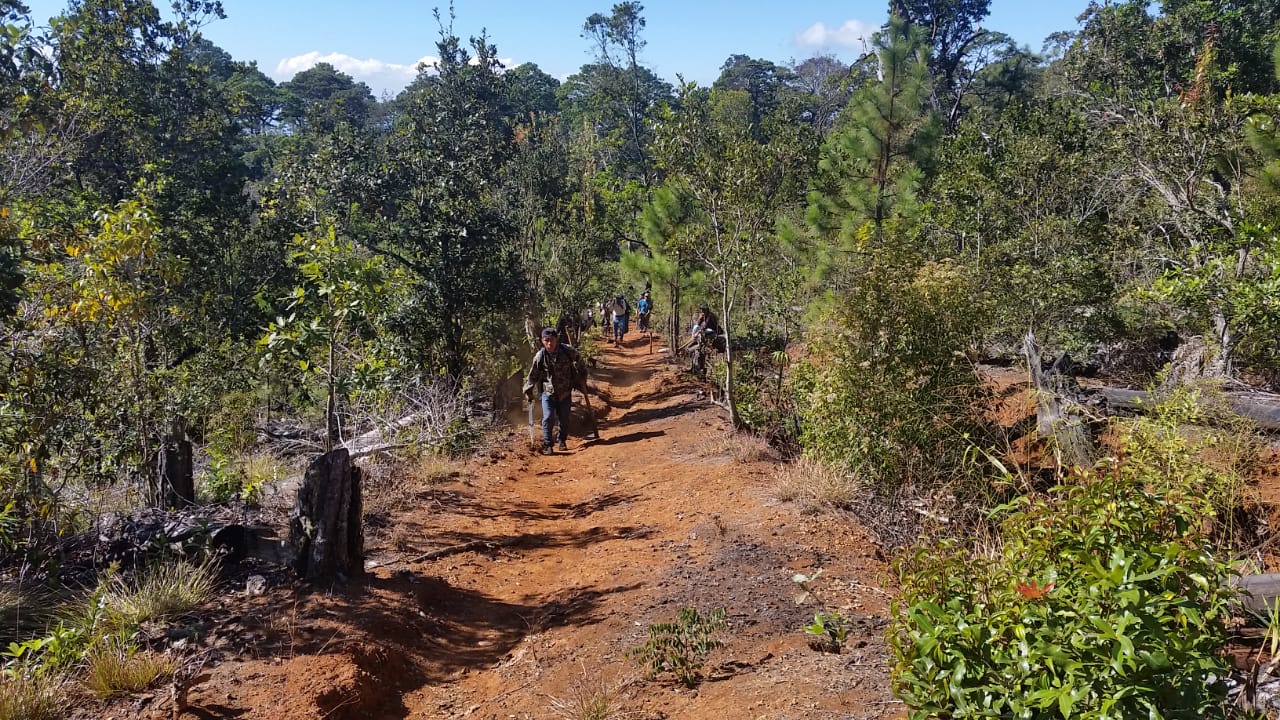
[274,52,436,96]
[795,19,876,52]
[274,51,516,98]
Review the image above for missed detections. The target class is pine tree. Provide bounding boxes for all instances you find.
[806,15,939,258]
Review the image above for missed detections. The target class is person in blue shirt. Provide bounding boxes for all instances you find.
[636,291,652,333]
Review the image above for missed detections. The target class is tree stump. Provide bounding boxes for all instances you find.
[156,419,194,508]
[1023,331,1097,471]
[289,448,363,582]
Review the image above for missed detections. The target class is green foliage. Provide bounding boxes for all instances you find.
[1117,386,1258,549]
[807,14,938,258]
[261,222,387,449]
[804,611,851,653]
[2,625,86,677]
[628,607,727,687]
[889,451,1238,718]
[794,258,991,495]
[201,450,280,506]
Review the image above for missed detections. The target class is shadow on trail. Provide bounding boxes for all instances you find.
[609,402,701,427]
[308,572,643,687]
[582,430,666,446]
[407,490,643,525]
[550,491,642,518]
[187,706,248,720]
[589,362,649,391]
[427,524,656,552]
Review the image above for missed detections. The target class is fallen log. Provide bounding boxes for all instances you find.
[1236,574,1280,614]
[1090,387,1280,431]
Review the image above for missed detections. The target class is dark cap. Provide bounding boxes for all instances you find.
[540,327,558,339]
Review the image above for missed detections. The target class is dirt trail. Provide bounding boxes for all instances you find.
[160,333,900,720]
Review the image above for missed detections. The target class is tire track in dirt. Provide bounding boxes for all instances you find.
[167,331,902,720]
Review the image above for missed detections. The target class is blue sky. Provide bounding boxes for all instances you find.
[22,0,1085,98]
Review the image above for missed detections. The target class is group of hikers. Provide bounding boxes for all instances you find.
[597,289,653,344]
[522,290,722,455]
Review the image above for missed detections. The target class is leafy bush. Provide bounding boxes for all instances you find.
[793,260,991,495]
[201,448,283,506]
[628,607,727,687]
[889,470,1236,719]
[804,611,851,653]
[2,624,87,676]
[1115,387,1258,550]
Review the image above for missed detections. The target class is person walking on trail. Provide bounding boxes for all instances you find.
[636,291,652,334]
[610,294,630,344]
[523,327,588,454]
[686,304,723,375]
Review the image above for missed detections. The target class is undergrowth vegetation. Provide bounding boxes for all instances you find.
[889,411,1242,718]
[628,607,728,688]
[0,555,217,713]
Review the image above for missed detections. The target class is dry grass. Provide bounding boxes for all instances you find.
[363,452,463,524]
[101,557,219,629]
[701,432,775,464]
[548,667,629,720]
[408,453,464,485]
[82,639,174,698]
[0,674,65,720]
[774,458,861,513]
[388,523,417,552]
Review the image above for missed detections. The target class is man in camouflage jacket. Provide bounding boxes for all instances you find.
[523,327,588,454]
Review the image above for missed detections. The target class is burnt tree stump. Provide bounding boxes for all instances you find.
[156,419,194,508]
[1024,331,1097,471]
[290,448,363,582]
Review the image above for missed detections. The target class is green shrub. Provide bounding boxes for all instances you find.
[628,607,727,687]
[804,611,851,653]
[889,471,1236,719]
[793,261,991,495]
[2,624,88,677]
[201,450,282,505]
[1116,387,1258,550]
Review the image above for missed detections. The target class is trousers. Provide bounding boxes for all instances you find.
[541,393,572,447]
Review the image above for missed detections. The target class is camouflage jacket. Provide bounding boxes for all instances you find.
[523,345,586,401]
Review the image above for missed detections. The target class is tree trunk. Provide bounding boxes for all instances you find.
[289,448,363,582]
[325,338,338,453]
[720,285,738,429]
[1023,332,1096,471]
[156,418,193,508]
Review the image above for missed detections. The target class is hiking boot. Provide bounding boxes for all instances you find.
[557,441,568,452]
[540,445,554,455]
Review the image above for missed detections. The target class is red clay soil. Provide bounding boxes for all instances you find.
[111,332,901,720]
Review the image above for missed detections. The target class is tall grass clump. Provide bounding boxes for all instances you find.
[0,674,63,720]
[100,557,219,628]
[82,638,174,698]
